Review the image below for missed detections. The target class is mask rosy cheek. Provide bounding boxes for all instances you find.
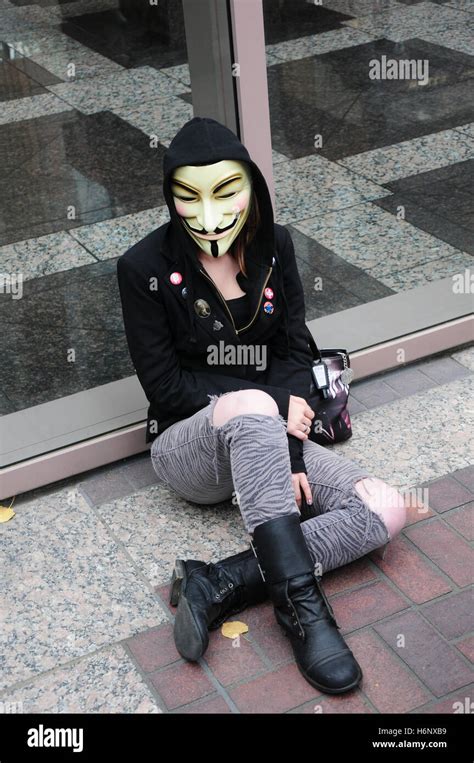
[234,190,250,212]
[174,200,189,217]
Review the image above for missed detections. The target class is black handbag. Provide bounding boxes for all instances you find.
[305,331,355,446]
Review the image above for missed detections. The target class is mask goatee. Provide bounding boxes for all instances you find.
[210,240,219,258]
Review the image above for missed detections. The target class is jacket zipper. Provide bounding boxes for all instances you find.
[198,266,272,335]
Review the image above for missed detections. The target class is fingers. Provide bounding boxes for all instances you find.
[287,423,308,441]
[291,475,302,511]
[291,473,313,509]
[301,475,313,505]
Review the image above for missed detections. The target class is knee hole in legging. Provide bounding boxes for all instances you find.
[211,389,279,427]
[353,477,407,541]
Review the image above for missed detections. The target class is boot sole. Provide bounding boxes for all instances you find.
[170,559,209,662]
[169,559,186,607]
[282,631,363,695]
[297,662,362,695]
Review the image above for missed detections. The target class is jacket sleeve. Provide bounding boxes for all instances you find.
[262,226,315,474]
[116,254,293,428]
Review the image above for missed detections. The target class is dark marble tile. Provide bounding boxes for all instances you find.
[59,6,188,70]
[267,38,474,159]
[262,0,352,45]
[120,453,161,490]
[383,158,474,194]
[286,226,394,320]
[0,390,15,415]
[285,225,394,294]
[0,256,118,305]
[418,355,472,384]
[0,59,48,101]
[269,89,405,160]
[0,109,167,245]
[78,464,138,507]
[0,265,135,410]
[397,0,451,4]
[0,203,141,248]
[0,108,76,173]
[296,258,365,320]
[374,160,474,254]
[374,196,474,255]
[8,0,74,5]
[337,78,474,135]
[291,38,473,94]
[2,51,63,88]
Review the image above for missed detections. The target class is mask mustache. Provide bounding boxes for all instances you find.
[184,211,240,236]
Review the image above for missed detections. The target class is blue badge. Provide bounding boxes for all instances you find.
[263,301,274,314]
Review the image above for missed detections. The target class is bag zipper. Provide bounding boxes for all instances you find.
[199,266,273,335]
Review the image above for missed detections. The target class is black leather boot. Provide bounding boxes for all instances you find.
[169,548,267,661]
[252,513,362,694]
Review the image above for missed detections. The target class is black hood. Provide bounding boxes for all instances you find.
[162,116,283,344]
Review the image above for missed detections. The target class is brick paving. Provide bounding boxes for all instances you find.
[123,465,473,714]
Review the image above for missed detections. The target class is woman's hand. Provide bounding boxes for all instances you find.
[292,472,313,510]
[287,395,315,441]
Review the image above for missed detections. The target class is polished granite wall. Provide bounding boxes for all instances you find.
[0,0,472,414]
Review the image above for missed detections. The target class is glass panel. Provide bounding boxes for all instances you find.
[0,0,193,416]
[262,0,473,323]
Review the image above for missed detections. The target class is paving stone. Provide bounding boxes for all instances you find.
[422,475,472,513]
[406,521,474,587]
[149,661,215,710]
[172,694,232,713]
[443,502,474,541]
[331,581,408,633]
[322,557,378,596]
[374,611,474,697]
[421,591,474,640]
[290,690,372,714]
[228,663,319,713]
[202,628,268,687]
[452,465,474,493]
[455,637,474,664]
[372,535,452,603]
[126,623,181,672]
[347,629,430,713]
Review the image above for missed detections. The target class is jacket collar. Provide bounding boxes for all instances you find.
[161,222,273,332]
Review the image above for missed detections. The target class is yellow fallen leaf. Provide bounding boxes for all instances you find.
[0,506,15,523]
[221,620,249,639]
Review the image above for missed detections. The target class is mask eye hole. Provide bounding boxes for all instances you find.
[174,194,198,202]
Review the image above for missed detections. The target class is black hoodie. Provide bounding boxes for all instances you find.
[117,116,315,473]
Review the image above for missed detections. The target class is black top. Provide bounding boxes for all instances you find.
[225,294,250,330]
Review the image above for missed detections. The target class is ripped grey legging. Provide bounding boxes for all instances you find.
[150,393,390,575]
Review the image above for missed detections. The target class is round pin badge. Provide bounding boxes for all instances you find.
[194,299,211,317]
[264,287,274,300]
[263,301,274,314]
[181,287,188,298]
[169,272,182,285]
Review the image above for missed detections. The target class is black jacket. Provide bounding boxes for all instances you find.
[116,117,315,473]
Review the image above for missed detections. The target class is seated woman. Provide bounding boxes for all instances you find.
[116,116,407,696]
